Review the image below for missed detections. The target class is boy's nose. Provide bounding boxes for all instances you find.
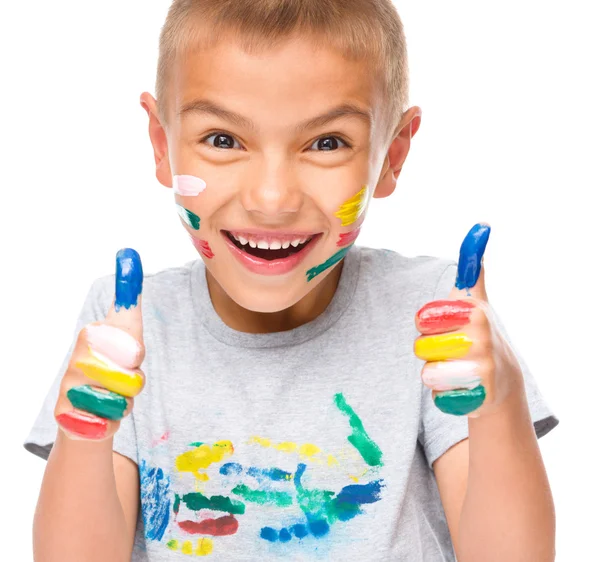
[240,158,304,217]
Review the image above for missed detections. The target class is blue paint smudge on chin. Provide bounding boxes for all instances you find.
[456,223,490,290]
[115,248,143,311]
[139,460,171,541]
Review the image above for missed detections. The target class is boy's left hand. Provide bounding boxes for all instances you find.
[414,223,524,417]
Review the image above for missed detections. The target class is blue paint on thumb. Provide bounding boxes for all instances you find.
[115,248,143,311]
[455,223,490,290]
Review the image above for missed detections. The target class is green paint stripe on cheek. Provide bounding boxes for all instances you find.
[306,245,352,282]
[434,385,486,415]
[176,204,201,230]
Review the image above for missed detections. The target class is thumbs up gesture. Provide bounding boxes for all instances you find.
[54,249,146,440]
[414,224,522,417]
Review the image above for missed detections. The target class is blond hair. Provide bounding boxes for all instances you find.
[156,0,409,139]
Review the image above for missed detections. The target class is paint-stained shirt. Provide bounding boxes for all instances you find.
[24,246,558,561]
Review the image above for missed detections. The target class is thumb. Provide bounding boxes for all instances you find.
[449,223,490,301]
[105,248,144,342]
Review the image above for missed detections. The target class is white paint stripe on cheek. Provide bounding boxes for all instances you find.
[422,360,481,391]
[173,174,207,196]
[85,324,141,370]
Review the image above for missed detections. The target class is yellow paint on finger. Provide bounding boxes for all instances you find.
[182,540,193,555]
[415,333,473,362]
[335,186,368,226]
[75,350,143,398]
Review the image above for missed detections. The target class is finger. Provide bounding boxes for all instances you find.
[66,384,130,421]
[55,410,110,440]
[451,223,490,299]
[414,332,473,362]
[421,360,482,391]
[105,248,144,341]
[75,248,145,397]
[415,300,475,335]
[432,386,487,416]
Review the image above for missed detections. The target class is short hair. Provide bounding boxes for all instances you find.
[156,0,409,140]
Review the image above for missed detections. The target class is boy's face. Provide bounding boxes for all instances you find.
[142,34,419,314]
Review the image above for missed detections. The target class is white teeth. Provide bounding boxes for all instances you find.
[282,241,290,249]
[249,240,257,248]
[291,239,301,247]
[232,233,240,241]
[257,240,269,249]
[269,240,282,250]
[238,236,248,245]
[299,237,307,244]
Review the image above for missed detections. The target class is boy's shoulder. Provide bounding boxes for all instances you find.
[356,245,456,294]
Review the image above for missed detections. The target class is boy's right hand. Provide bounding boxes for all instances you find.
[54,249,145,441]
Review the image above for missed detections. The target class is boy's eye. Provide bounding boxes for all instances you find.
[202,133,242,150]
[309,136,349,151]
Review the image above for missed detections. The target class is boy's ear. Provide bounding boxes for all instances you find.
[373,106,422,199]
[140,92,173,188]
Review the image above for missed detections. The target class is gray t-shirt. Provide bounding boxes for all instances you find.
[24,246,558,561]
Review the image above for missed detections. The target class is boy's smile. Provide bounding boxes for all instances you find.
[141,31,420,330]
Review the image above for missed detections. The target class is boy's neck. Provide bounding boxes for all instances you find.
[205,262,344,334]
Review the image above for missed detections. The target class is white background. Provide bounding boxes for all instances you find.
[1,1,598,559]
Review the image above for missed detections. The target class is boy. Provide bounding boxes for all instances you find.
[25,1,558,560]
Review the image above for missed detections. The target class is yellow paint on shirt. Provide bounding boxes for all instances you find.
[196,538,213,556]
[414,333,473,362]
[299,443,321,458]
[275,441,297,453]
[175,441,234,479]
[249,435,341,466]
[75,350,143,398]
[335,187,368,226]
[249,436,272,448]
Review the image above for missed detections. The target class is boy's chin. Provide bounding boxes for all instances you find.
[226,281,310,314]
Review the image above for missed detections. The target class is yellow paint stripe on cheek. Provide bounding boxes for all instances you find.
[335,186,368,226]
[414,333,473,362]
[75,351,143,398]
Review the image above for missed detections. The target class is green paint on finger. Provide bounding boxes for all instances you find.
[306,245,352,282]
[334,393,383,467]
[176,204,201,230]
[66,385,127,420]
[434,385,486,415]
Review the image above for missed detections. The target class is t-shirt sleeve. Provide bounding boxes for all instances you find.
[23,275,139,465]
[418,263,559,469]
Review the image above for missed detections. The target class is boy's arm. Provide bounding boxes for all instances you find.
[34,435,139,562]
[433,383,555,561]
[33,249,145,562]
[415,224,555,561]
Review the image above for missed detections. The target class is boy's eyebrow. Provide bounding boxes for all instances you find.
[178,98,372,132]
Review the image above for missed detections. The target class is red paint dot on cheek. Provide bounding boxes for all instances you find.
[56,411,108,439]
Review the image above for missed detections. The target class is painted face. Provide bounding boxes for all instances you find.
[164,34,389,313]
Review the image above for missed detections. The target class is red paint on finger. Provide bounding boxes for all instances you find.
[417,300,475,334]
[56,411,108,439]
